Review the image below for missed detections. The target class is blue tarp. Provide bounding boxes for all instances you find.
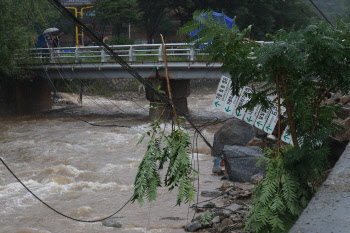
[190,12,235,38]
[35,34,46,48]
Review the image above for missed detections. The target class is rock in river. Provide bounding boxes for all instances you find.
[223,145,266,182]
[212,119,265,157]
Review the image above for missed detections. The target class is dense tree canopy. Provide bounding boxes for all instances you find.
[0,0,58,77]
[94,0,141,38]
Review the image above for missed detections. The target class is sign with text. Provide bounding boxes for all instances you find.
[213,76,232,110]
[213,81,294,145]
[223,88,242,115]
[244,104,261,125]
[281,126,292,144]
[234,86,252,120]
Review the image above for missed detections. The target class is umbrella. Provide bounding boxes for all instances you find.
[43,28,60,34]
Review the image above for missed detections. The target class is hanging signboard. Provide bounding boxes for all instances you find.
[264,104,286,134]
[244,104,261,125]
[254,107,271,130]
[212,76,232,110]
[213,81,296,144]
[233,86,252,120]
[222,88,242,115]
[281,126,292,144]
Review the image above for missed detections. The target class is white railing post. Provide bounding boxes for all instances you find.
[189,47,195,61]
[158,45,163,61]
[129,46,134,62]
[101,48,107,62]
[50,48,54,63]
[75,47,80,63]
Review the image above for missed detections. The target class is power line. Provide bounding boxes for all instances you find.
[45,0,215,152]
[308,0,334,27]
[0,111,171,223]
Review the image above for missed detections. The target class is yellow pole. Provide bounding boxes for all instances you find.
[80,6,94,47]
[65,7,79,47]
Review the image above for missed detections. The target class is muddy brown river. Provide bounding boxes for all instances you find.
[0,91,229,232]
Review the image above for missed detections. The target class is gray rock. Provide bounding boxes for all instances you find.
[185,221,202,232]
[201,190,222,197]
[102,217,122,228]
[245,137,266,149]
[223,145,266,182]
[212,210,231,218]
[335,107,350,120]
[251,173,264,183]
[160,216,182,220]
[211,119,265,157]
[212,164,224,175]
[225,203,241,212]
[218,218,233,229]
[212,216,221,224]
[203,202,216,208]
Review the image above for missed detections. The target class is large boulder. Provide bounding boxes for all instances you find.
[223,145,266,182]
[211,119,265,157]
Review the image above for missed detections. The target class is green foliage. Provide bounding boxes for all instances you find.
[132,119,197,206]
[179,11,350,232]
[107,34,134,45]
[94,0,141,37]
[200,212,212,224]
[0,0,58,77]
[246,147,310,233]
[188,1,317,40]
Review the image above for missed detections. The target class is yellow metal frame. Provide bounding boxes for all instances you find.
[65,6,94,47]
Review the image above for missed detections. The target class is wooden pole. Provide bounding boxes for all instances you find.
[281,74,299,148]
[160,34,180,128]
[276,75,281,157]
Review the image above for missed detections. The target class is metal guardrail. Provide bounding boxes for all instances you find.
[17,42,272,64]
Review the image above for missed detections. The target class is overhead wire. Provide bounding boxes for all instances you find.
[0,107,171,223]
[46,0,215,152]
[2,0,227,224]
[31,2,130,117]
[308,0,334,27]
[28,5,132,126]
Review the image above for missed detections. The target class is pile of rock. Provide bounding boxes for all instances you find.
[324,92,350,143]
[185,181,255,232]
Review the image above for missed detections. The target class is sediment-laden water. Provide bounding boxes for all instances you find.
[0,91,228,232]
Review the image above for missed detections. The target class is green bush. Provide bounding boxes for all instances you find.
[107,34,134,45]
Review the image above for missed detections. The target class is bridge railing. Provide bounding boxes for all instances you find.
[16,42,271,64]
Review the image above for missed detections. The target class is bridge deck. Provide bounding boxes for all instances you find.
[33,62,229,79]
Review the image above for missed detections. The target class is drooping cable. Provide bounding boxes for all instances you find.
[309,0,334,27]
[0,109,171,223]
[45,0,215,152]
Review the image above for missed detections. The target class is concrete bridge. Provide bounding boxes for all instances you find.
[13,42,270,116]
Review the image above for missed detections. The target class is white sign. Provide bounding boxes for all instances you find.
[233,86,252,120]
[264,104,286,134]
[281,126,292,144]
[223,87,242,115]
[255,107,271,130]
[244,104,261,125]
[213,76,231,110]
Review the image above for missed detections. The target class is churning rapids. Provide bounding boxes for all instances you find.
[0,90,228,233]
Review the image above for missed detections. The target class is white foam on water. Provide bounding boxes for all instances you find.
[2,227,52,233]
[101,163,135,172]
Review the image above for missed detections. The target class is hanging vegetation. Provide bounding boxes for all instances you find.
[178,11,350,232]
[132,35,197,206]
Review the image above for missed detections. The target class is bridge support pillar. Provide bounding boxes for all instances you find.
[0,77,52,115]
[145,79,190,120]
